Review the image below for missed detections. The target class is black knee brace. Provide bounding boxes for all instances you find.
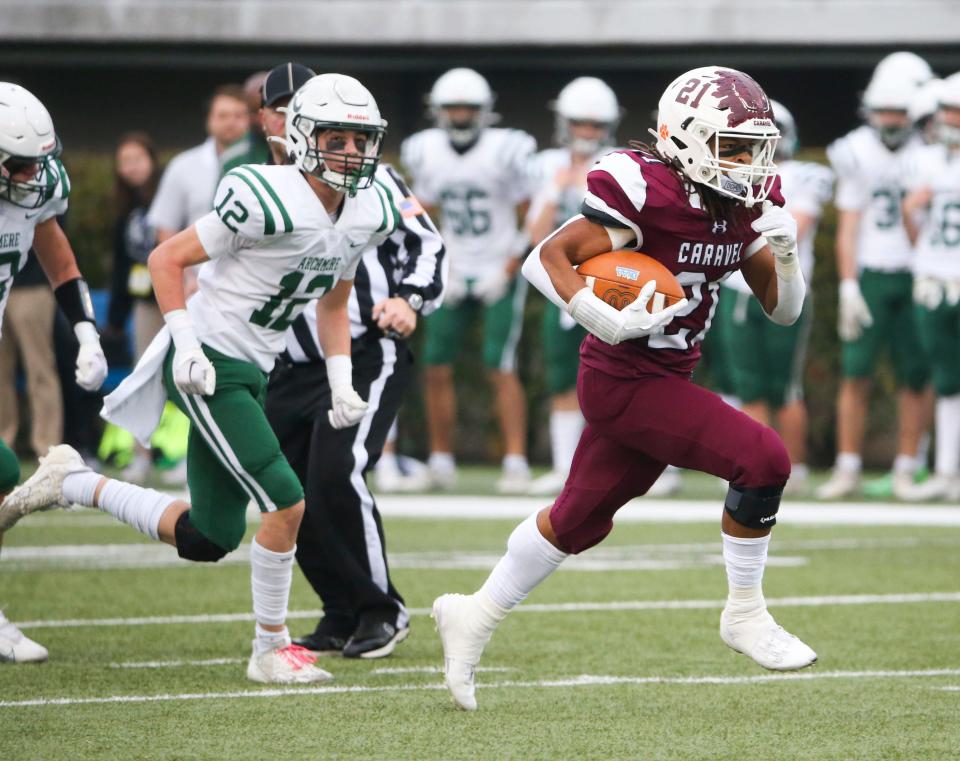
[724,484,783,529]
[174,511,229,562]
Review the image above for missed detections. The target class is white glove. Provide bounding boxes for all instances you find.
[444,272,468,306]
[913,277,943,310]
[472,267,510,305]
[326,355,368,429]
[751,200,799,275]
[566,280,688,346]
[73,321,108,392]
[165,309,216,395]
[838,278,874,341]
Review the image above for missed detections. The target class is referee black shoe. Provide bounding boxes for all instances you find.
[292,621,351,656]
[342,619,410,659]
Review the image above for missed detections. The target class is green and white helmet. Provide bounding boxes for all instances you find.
[283,73,387,197]
[0,82,62,209]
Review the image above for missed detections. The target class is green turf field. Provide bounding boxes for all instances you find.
[2,495,960,760]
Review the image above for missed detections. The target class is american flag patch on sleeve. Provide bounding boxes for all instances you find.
[399,195,425,218]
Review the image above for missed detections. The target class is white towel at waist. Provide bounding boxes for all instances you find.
[100,327,172,447]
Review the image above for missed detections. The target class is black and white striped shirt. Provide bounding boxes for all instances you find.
[283,164,446,363]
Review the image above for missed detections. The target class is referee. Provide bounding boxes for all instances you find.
[262,122,445,659]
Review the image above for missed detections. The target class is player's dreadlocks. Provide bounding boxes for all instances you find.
[629,139,753,235]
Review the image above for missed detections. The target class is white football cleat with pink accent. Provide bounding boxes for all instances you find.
[246,642,334,684]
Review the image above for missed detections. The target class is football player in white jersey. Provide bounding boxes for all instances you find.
[401,68,536,492]
[0,83,108,662]
[901,72,960,500]
[524,77,620,495]
[717,100,834,495]
[0,74,403,683]
[817,55,935,500]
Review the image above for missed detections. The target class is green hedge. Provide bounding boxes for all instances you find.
[61,149,901,468]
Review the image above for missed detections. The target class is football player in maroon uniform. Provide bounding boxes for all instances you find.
[432,66,815,711]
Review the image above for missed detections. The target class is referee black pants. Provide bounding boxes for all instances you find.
[265,337,411,635]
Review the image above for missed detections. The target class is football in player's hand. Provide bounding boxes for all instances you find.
[578,251,684,312]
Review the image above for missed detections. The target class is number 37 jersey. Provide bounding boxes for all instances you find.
[193,164,400,371]
[401,127,535,279]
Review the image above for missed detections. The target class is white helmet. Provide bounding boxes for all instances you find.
[873,51,934,90]
[428,68,495,147]
[862,70,919,149]
[909,78,944,125]
[282,73,387,197]
[0,82,62,209]
[935,72,960,148]
[655,66,779,207]
[553,77,620,155]
[769,99,798,161]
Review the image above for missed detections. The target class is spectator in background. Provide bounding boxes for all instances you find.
[104,132,163,482]
[0,249,62,459]
[220,71,270,175]
[147,84,248,245]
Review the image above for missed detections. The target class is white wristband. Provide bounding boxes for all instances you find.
[73,321,99,345]
[164,309,201,352]
[325,354,353,390]
[566,287,624,345]
[840,278,860,299]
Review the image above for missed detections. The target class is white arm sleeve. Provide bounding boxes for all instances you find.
[769,261,806,326]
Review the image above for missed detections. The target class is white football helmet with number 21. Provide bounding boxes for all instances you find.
[655,66,780,207]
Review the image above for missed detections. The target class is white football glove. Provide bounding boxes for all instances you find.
[472,267,510,306]
[751,200,799,273]
[73,322,108,392]
[913,277,943,310]
[326,355,368,429]
[838,278,874,341]
[165,309,216,396]
[566,280,688,346]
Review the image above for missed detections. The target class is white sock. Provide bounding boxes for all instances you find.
[835,452,862,473]
[376,451,400,475]
[64,474,173,541]
[502,453,529,475]
[429,451,456,473]
[791,463,809,481]
[250,537,295,654]
[893,454,918,475]
[550,410,585,474]
[722,532,770,615]
[254,623,291,656]
[479,512,568,614]
[934,394,960,477]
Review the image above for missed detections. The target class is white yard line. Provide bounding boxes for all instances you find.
[17,591,960,630]
[2,668,959,709]
[110,658,246,669]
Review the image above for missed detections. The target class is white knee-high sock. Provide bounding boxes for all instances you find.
[934,394,960,477]
[550,410,585,474]
[722,532,770,614]
[250,537,295,655]
[63,473,174,541]
[478,513,568,619]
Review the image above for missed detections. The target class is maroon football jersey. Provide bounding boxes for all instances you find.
[579,149,784,379]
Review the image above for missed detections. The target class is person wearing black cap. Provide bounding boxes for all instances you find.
[260,63,447,658]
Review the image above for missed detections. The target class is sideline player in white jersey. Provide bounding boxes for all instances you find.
[901,72,960,501]
[0,74,402,683]
[0,83,108,662]
[817,54,934,500]
[401,68,536,492]
[717,100,833,495]
[524,76,620,495]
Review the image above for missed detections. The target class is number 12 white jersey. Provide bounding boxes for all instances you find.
[401,127,535,280]
[193,163,400,370]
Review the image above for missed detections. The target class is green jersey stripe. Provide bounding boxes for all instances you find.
[55,159,70,198]
[227,170,276,235]
[241,166,293,233]
[373,179,401,234]
[371,181,389,233]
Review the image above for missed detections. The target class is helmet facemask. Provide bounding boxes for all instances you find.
[289,114,385,197]
[0,140,61,209]
[434,104,488,148]
[557,118,614,157]
[685,121,779,206]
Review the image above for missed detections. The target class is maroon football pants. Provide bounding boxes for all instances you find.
[550,365,791,553]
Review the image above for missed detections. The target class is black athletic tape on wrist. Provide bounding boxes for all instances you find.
[54,278,96,325]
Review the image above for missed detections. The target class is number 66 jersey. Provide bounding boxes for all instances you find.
[192,163,402,371]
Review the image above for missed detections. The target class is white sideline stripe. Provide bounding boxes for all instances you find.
[370,666,514,675]
[17,591,960,630]
[2,668,959,709]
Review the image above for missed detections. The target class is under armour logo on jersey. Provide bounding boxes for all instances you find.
[712,220,728,234]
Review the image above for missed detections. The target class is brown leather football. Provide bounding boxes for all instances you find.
[577,250,685,312]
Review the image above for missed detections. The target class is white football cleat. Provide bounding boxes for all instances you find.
[901,474,960,502]
[0,445,90,532]
[815,468,860,500]
[720,607,817,671]
[246,642,334,684]
[0,611,48,663]
[527,470,567,496]
[433,593,497,711]
[495,466,532,495]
